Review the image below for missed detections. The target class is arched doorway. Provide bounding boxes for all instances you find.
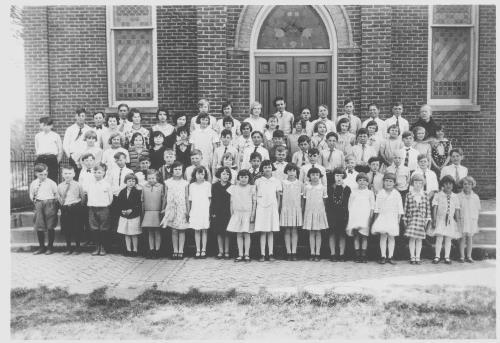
[250,5,337,120]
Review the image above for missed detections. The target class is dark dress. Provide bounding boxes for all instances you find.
[149,146,166,170]
[210,182,231,233]
[175,143,192,169]
[326,184,351,235]
[410,118,440,140]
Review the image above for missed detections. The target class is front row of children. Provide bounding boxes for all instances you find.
[30,158,481,264]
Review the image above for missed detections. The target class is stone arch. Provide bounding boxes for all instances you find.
[234,5,355,50]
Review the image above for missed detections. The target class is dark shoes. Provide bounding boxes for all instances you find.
[386,257,396,265]
[33,247,46,255]
[378,257,386,264]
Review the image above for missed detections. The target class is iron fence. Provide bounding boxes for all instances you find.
[10,151,70,211]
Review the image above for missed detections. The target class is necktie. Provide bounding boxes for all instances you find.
[224,146,227,155]
[370,173,374,187]
[328,149,334,163]
[118,168,123,186]
[404,148,410,167]
[253,146,258,153]
[87,169,91,173]
[33,180,42,201]
[395,117,399,130]
[301,152,306,166]
[361,145,366,162]
[62,182,71,205]
[348,170,353,174]
[96,126,102,130]
[75,127,83,141]
[423,171,427,191]
[312,163,315,169]
[455,165,460,182]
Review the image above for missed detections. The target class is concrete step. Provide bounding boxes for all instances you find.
[472,227,496,245]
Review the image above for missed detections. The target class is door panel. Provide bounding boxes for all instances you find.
[255,56,332,119]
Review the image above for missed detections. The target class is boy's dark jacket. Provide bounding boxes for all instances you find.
[117,186,142,219]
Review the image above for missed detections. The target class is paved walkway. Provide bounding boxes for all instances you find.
[11,252,496,300]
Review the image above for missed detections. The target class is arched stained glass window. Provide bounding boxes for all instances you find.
[257,6,329,49]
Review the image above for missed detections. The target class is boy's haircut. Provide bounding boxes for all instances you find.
[266,115,279,129]
[356,128,369,137]
[345,154,356,163]
[343,98,353,107]
[336,117,351,132]
[171,160,184,170]
[251,130,263,139]
[297,134,311,144]
[221,101,232,113]
[176,125,190,136]
[272,129,285,139]
[356,172,369,182]
[417,153,428,162]
[39,116,54,126]
[80,152,95,161]
[332,167,347,179]
[94,162,107,172]
[139,156,151,163]
[93,111,104,118]
[172,113,187,126]
[368,156,381,165]
[198,98,210,109]
[75,107,86,115]
[127,108,141,121]
[313,120,327,133]
[393,101,403,108]
[215,166,233,181]
[34,163,48,173]
[410,173,425,185]
[108,132,124,146]
[130,132,144,146]
[387,124,400,134]
[237,169,252,180]
[240,121,252,132]
[308,148,320,156]
[117,103,129,111]
[164,148,175,156]
[366,120,378,131]
[114,151,127,160]
[300,106,312,115]
[368,102,378,110]
[326,131,339,141]
[156,107,169,119]
[259,159,276,173]
[196,112,210,124]
[401,130,414,139]
[124,173,138,184]
[283,163,300,175]
[307,167,323,178]
[274,96,285,105]
[190,165,209,183]
[106,113,119,126]
[62,165,75,172]
[413,126,426,135]
[249,151,262,161]
[458,176,476,188]
[449,148,464,156]
[152,130,166,140]
[146,169,160,182]
[318,104,329,111]
[222,116,234,126]
[275,145,287,154]
[84,130,98,140]
[383,172,396,182]
[439,175,456,188]
[190,149,202,157]
[220,129,233,138]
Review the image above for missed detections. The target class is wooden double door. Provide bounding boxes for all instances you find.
[255,56,332,118]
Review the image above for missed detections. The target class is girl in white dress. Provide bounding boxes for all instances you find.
[302,167,329,261]
[190,113,219,170]
[254,160,282,262]
[457,176,481,263]
[346,172,374,262]
[280,163,303,261]
[161,161,189,259]
[188,166,212,258]
[428,175,461,264]
[371,172,404,265]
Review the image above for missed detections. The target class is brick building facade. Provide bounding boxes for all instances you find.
[22,5,496,197]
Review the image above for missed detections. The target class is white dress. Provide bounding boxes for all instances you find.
[346,188,375,236]
[457,191,481,236]
[188,181,211,230]
[254,177,282,232]
[279,179,303,227]
[189,127,218,169]
[302,183,328,231]
[371,189,404,236]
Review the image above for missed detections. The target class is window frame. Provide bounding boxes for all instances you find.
[427,5,480,111]
[106,5,158,108]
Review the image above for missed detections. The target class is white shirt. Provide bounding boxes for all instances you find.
[29,178,58,201]
[311,118,336,133]
[272,161,287,181]
[35,131,62,156]
[351,144,377,164]
[384,115,409,137]
[362,117,387,139]
[320,148,345,171]
[63,123,91,157]
[106,166,133,196]
[386,164,410,191]
[243,117,267,133]
[78,168,95,193]
[86,179,113,207]
[273,110,294,135]
[411,168,439,193]
[101,147,130,169]
[440,164,468,182]
[399,146,419,172]
[190,114,218,132]
[212,144,239,172]
[240,145,270,170]
[337,114,362,135]
[91,126,104,149]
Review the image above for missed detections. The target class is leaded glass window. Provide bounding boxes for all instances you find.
[108,6,156,105]
[257,6,329,49]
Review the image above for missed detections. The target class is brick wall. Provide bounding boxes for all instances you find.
[23,6,50,154]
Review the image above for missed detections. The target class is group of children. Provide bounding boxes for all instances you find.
[29,98,481,264]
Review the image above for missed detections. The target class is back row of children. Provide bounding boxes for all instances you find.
[31,98,478,264]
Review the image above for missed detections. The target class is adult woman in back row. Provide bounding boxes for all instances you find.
[410,104,440,140]
[217,101,241,136]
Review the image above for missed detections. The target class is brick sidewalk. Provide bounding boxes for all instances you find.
[11,252,496,299]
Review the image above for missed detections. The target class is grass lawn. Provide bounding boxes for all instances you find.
[11,285,496,339]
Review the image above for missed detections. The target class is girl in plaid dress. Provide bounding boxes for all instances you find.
[403,173,431,265]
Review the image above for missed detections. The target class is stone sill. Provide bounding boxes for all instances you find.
[429,104,481,112]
